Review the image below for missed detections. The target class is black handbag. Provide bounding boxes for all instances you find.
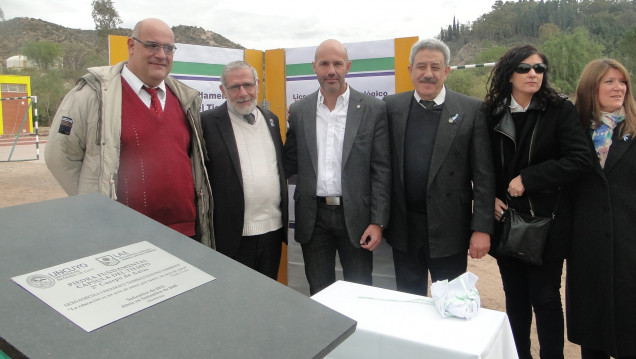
[498,195,555,266]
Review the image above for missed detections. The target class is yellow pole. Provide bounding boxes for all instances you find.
[264,48,288,284]
[244,49,265,104]
[109,35,130,65]
[394,36,418,93]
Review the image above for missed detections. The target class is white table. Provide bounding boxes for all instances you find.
[312,281,518,359]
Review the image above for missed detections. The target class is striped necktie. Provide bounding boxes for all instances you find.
[419,99,436,109]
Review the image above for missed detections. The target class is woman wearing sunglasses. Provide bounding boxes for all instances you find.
[567,59,636,359]
[484,45,591,359]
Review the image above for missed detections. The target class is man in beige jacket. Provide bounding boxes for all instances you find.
[45,18,214,247]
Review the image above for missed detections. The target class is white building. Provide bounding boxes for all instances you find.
[5,55,37,70]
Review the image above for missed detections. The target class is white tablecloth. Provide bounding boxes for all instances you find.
[312,281,518,359]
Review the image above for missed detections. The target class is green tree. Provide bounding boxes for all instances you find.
[21,41,62,70]
[538,23,560,42]
[542,27,604,94]
[446,69,476,96]
[475,46,508,64]
[61,42,107,78]
[91,0,122,31]
[584,11,627,56]
[471,46,508,81]
[492,0,504,11]
[446,68,489,99]
[617,25,636,76]
[24,69,67,126]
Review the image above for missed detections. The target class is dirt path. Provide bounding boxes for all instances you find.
[0,161,66,208]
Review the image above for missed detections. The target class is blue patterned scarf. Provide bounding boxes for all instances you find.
[591,107,625,168]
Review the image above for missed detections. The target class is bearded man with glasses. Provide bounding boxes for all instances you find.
[46,18,214,248]
[200,61,287,280]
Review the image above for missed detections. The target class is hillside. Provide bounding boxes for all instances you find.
[438,0,636,97]
[441,0,636,65]
[0,17,244,63]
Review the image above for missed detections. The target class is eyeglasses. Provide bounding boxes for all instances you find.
[225,82,257,93]
[132,37,177,55]
[514,63,547,74]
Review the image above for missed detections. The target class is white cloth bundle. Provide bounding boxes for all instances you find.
[430,271,480,319]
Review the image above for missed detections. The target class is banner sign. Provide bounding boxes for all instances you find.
[171,44,243,112]
[285,39,396,105]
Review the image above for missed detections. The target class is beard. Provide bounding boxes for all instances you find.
[318,76,344,94]
[227,97,257,116]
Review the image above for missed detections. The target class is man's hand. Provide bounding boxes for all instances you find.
[468,231,490,259]
[360,224,383,251]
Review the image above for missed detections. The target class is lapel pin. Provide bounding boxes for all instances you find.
[449,114,459,123]
[624,134,631,141]
[269,119,276,127]
[357,105,361,109]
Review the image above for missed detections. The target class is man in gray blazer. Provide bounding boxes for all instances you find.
[284,39,391,295]
[383,39,494,296]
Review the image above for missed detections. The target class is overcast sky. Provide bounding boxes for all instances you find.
[3,0,496,50]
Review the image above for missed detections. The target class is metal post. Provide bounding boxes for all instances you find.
[450,62,497,70]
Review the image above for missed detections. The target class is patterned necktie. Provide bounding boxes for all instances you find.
[419,99,436,109]
[143,86,163,116]
[243,113,255,125]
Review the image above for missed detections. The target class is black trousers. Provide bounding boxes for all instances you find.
[301,202,372,296]
[392,210,467,296]
[233,228,284,280]
[497,255,564,359]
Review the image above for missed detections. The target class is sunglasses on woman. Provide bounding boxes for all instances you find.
[514,63,547,74]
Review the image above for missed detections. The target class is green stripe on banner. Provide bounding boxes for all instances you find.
[286,57,395,76]
[286,63,314,76]
[171,62,225,76]
[1,350,9,359]
[351,57,394,72]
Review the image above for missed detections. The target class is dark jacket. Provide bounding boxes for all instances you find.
[384,90,494,257]
[566,128,636,356]
[488,96,591,261]
[201,103,288,258]
[284,88,391,247]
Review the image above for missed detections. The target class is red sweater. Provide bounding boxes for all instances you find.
[117,79,196,236]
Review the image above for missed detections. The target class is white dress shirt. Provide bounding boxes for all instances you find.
[121,65,166,111]
[413,85,447,108]
[315,86,350,197]
[509,96,529,113]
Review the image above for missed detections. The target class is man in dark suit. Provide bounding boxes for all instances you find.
[383,39,495,296]
[284,39,391,295]
[201,61,287,280]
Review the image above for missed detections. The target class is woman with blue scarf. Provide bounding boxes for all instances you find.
[567,59,636,359]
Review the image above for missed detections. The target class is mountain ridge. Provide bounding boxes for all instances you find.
[0,17,244,62]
